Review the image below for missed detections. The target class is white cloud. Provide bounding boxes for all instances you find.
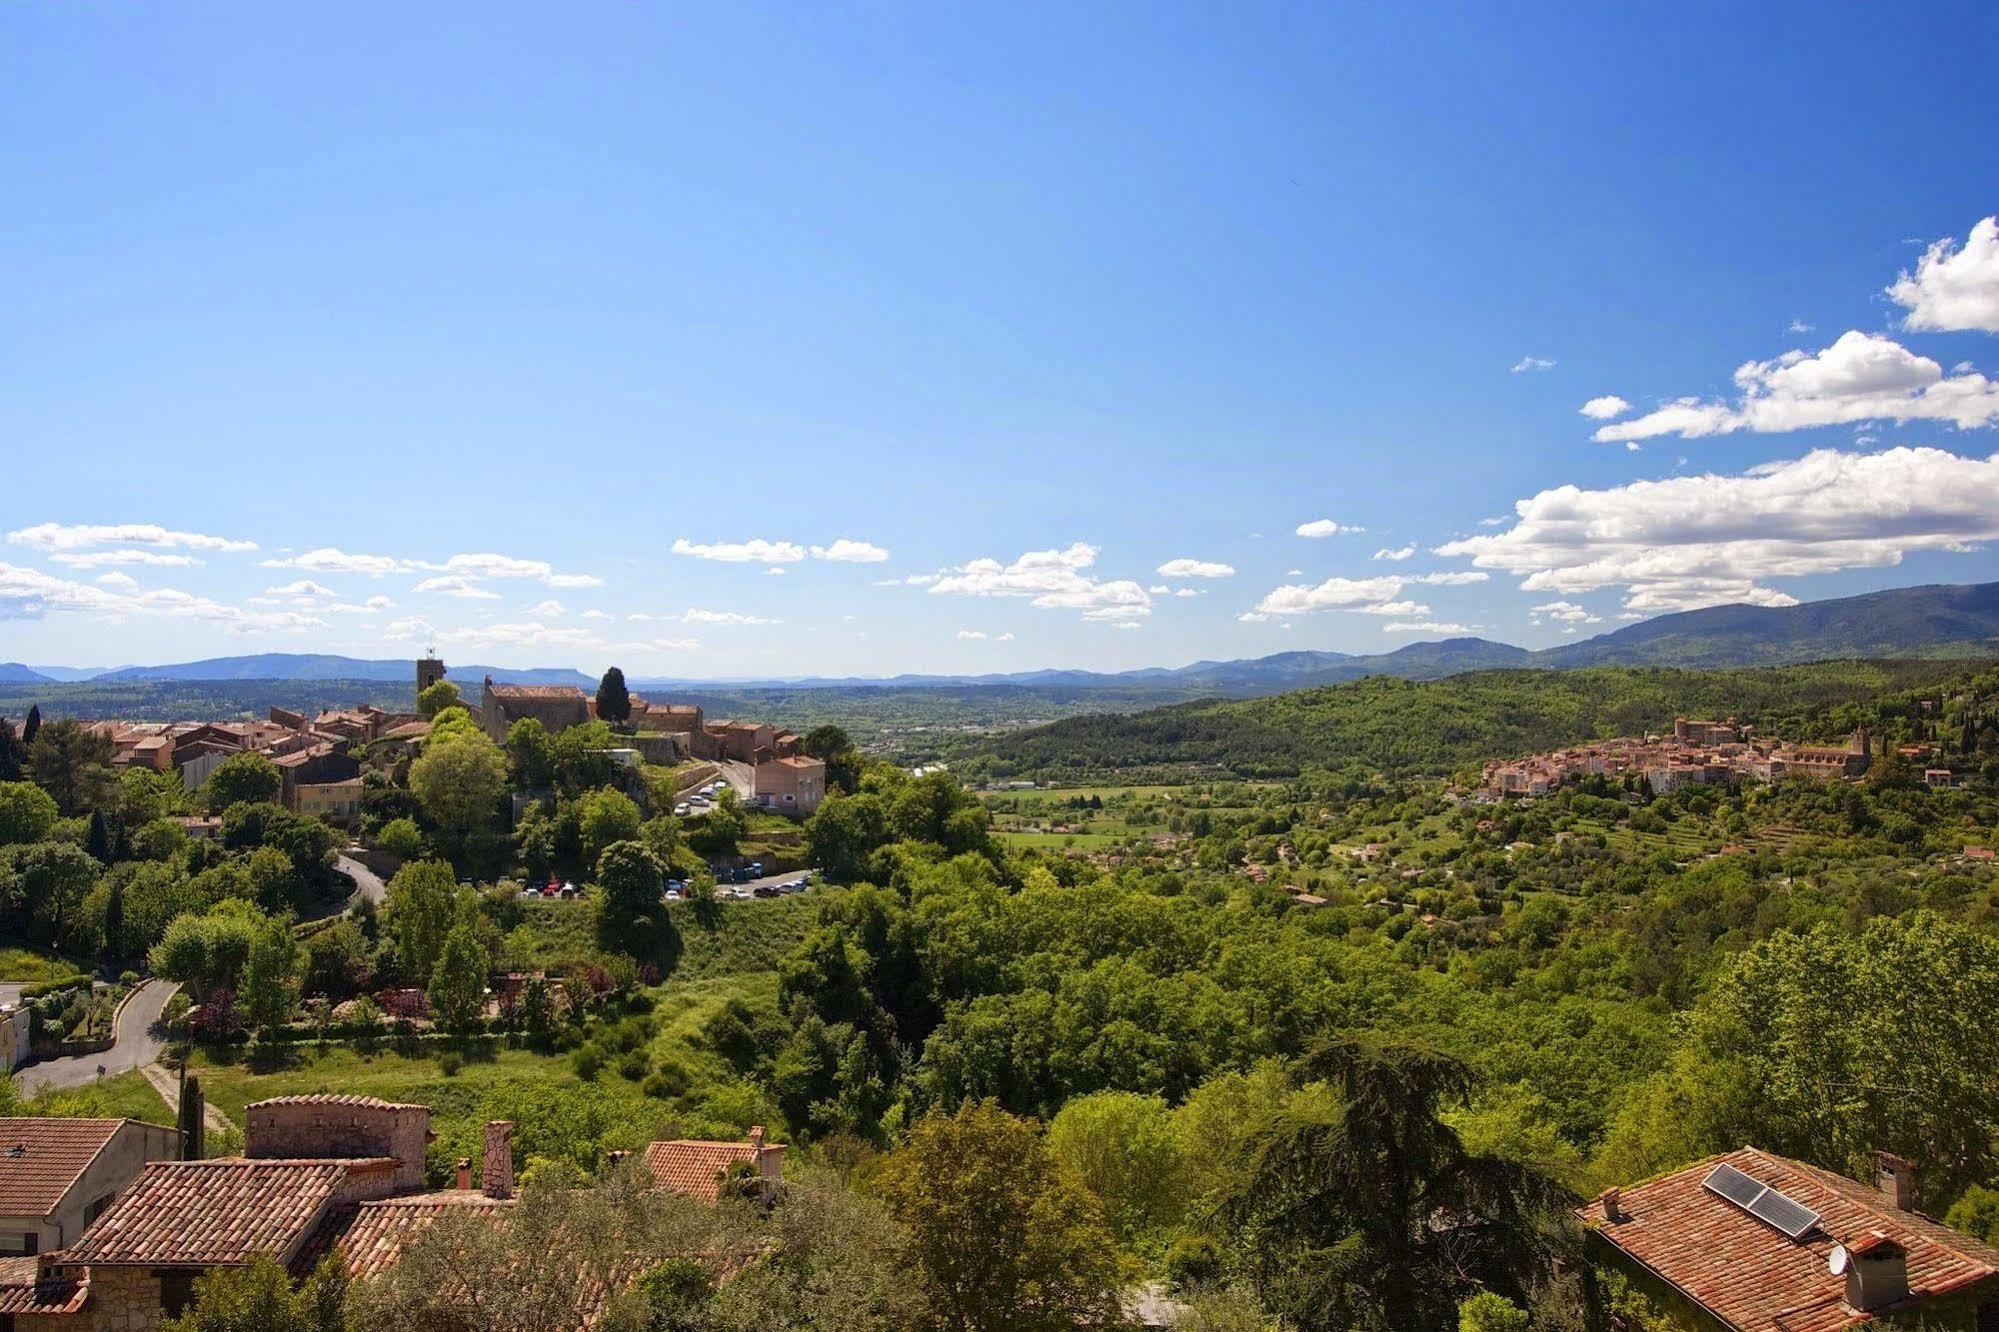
[1296,518,1364,538]
[1383,621,1478,634]
[0,562,320,633]
[50,549,201,569]
[1172,587,1200,598]
[8,522,254,553]
[261,547,407,576]
[1253,575,1406,616]
[412,575,502,600]
[1512,356,1556,373]
[1372,544,1416,562]
[1580,395,1631,421]
[264,579,338,599]
[1348,599,1430,616]
[526,599,566,617]
[1529,600,1602,624]
[1157,558,1236,579]
[956,629,988,640]
[672,537,807,564]
[928,542,1152,622]
[1409,571,1490,586]
[765,567,787,577]
[1787,319,1814,335]
[1437,445,1999,612]
[811,539,890,563]
[95,571,138,589]
[681,609,781,625]
[1888,216,1999,333]
[581,609,612,621]
[544,573,604,589]
[1593,331,1999,442]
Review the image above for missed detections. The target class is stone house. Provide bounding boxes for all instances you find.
[642,1126,785,1203]
[480,680,591,743]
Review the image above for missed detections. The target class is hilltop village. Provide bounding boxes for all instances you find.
[80,656,826,828]
[1477,717,1953,798]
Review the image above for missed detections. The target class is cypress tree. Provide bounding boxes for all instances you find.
[104,877,125,958]
[595,667,631,724]
[178,1075,206,1160]
[86,809,112,861]
[21,705,39,747]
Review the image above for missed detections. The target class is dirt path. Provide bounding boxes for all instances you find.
[139,1062,233,1135]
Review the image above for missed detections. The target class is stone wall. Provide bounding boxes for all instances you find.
[244,1100,430,1193]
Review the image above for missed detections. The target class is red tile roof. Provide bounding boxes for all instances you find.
[62,1159,392,1267]
[487,684,586,700]
[0,1118,128,1219]
[1580,1147,1999,1331]
[320,1192,515,1280]
[0,1255,87,1316]
[641,1138,783,1202]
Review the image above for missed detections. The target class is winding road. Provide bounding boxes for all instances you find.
[14,978,178,1094]
[338,852,387,909]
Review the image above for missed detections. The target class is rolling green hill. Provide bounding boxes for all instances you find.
[959,658,1994,779]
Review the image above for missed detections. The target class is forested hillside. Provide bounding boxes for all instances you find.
[960,659,1992,779]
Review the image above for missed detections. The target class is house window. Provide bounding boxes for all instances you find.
[159,1270,198,1316]
[0,1232,36,1255]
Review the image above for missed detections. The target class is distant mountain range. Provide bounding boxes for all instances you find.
[10,581,1999,700]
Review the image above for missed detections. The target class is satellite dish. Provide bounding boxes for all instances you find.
[1828,1243,1849,1276]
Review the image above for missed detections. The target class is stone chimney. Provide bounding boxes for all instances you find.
[1601,1187,1623,1223]
[1844,1231,1909,1312]
[482,1121,514,1199]
[456,1158,472,1191]
[1876,1151,1916,1210]
[748,1125,766,1153]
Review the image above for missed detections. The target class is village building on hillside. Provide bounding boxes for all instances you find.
[642,1127,785,1204]
[750,755,826,816]
[0,1119,180,1259]
[1582,1148,1999,1329]
[480,679,591,742]
[1482,720,1875,798]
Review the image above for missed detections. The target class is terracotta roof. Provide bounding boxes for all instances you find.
[249,1094,428,1111]
[62,1159,392,1267]
[1580,1147,1999,1331]
[319,1192,515,1280]
[0,1255,86,1316]
[642,1139,783,1202]
[0,1118,128,1218]
[486,684,586,700]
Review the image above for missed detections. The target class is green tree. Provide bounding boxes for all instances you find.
[384,859,461,982]
[240,914,304,1033]
[375,816,424,860]
[428,921,489,1029]
[802,724,865,794]
[21,705,40,747]
[505,717,556,788]
[1945,1184,1999,1246]
[0,840,100,949]
[160,1253,346,1332]
[0,718,21,783]
[594,667,631,724]
[514,805,558,883]
[148,901,267,998]
[409,729,509,840]
[203,752,282,814]
[874,1099,1124,1332]
[28,718,115,815]
[1691,911,1999,1201]
[417,678,462,719]
[594,839,671,944]
[178,1074,207,1161]
[1046,1090,1189,1252]
[0,781,59,846]
[1218,1037,1563,1332]
[578,787,642,867]
[805,792,889,882]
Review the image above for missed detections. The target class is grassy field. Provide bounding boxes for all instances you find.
[993,830,1124,851]
[0,946,85,984]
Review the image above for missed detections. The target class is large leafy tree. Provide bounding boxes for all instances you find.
[0,840,100,950]
[160,1253,345,1332]
[383,858,461,981]
[417,678,461,719]
[1218,1037,1565,1332]
[577,787,642,867]
[1691,910,1999,1201]
[409,729,509,841]
[873,1099,1124,1332]
[240,914,305,1033]
[0,781,59,846]
[428,921,489,1029]
[204,752,282,813]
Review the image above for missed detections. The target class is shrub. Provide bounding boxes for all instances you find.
[438,1049,464,1077]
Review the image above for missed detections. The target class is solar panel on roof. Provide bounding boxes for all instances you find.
[1702,1163,1821,1240]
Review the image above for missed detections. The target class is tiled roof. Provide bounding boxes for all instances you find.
[487,685,586,700]
[248,1093,427,1110]
[0,1118,127,1218]
[1580,1147,1999,1331]
[318,1192,514,1280]
[62,1159,390,1267]
[642,1139,782,1202]
[0,1255,87,1317]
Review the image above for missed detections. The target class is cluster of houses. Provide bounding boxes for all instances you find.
[0,1102,785,1329]
[1479,718,1902,799]
[48,656,828,827]
[478,671,826,816]
[2,1102,1995,1331]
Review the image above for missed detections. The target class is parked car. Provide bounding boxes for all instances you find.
[664,888,682,902]
[673,803,690,816]
[778,879,804,895]
[752,884,778,899]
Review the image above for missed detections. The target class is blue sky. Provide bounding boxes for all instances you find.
[3,2,1998,678]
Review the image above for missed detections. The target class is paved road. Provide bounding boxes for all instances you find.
[15,979,178,1094]
[338,852,387,908]
[709,868,816,898]
[0,983,23,1010]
